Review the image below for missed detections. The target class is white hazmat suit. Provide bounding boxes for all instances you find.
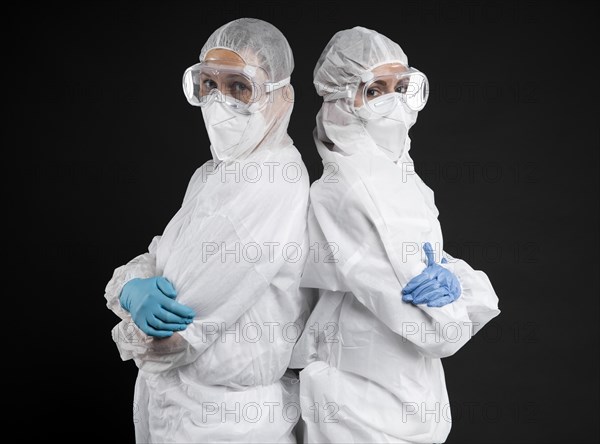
[105,19,310,443]
[291,27,501,443]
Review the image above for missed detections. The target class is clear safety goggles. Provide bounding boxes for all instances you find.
[325,65,429,115]
[182,60,290,114]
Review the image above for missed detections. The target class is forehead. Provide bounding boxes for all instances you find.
[204,48,246,68]
[371,63,408,77]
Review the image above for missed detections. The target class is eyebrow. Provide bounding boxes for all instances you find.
[200,72,217,81]
[371,79,388,87]
[222,73,250,83]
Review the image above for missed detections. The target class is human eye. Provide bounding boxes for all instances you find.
[203,79,218,90]
[366,88,381,98]
[396,80,409,94]
[227,76,253,102]
[232,81,249,93]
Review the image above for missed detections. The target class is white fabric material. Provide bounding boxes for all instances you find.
[291,26,500,443]
[105,150,310,443]
[105,18,310,443]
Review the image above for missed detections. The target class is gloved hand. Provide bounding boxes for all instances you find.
[120,276,196,338]
[402,242,461,307]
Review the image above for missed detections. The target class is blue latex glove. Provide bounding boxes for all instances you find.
[120,277,196,338]
[402,242,461,307]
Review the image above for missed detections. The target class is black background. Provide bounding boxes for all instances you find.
[16,1,598,442]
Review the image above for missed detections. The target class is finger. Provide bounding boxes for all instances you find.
[148,315,189,332]
[449,285,461,301]
[423,264,445,281]
[402,273,430,294]
[155,309,194,325]
[434,268,454,286]
[450,280,461,299]
[413,286,446,304]
[427,295,455,308]
[402,292,414,302]
[441,257,448,264]
[440,273,460,297]
[413,288,448,304]
[142,323,174,338]
[423,242,436,266]
[161,296,196,318]
[411,280,439,301]
[156,277,177,298]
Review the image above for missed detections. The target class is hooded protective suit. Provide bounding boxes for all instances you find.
[290,27,500,443]
[105,19,310,443]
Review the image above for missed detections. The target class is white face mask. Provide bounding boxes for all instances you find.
[201,92,267,163]
[354,94,418,162]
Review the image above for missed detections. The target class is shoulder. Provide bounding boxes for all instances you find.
[241,146,310,202]
[310,164,367,216]
[182,160,218,204]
